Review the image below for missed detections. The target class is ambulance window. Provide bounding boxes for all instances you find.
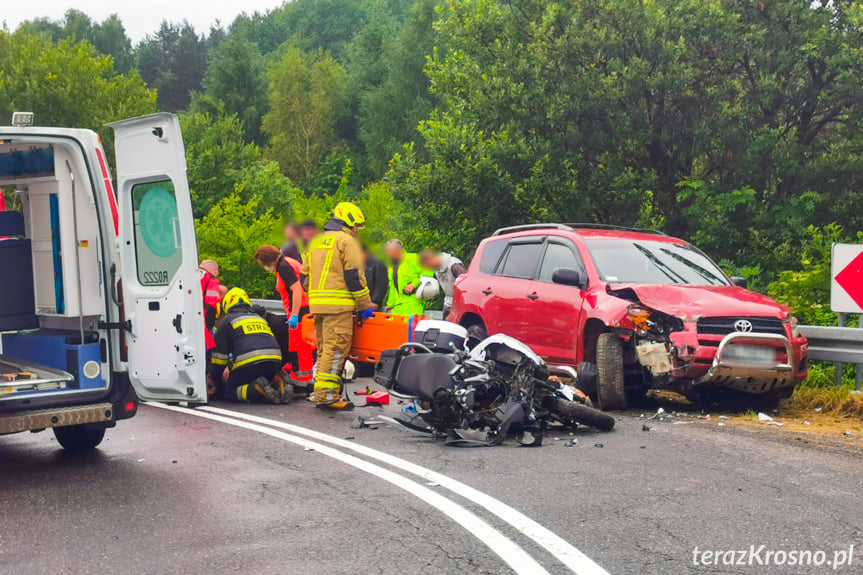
[131,181,182,286]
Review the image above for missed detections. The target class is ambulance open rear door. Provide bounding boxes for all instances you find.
[109,113,207,403]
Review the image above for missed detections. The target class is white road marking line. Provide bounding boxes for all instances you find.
[198,405,610,575]
[148,402,549,575]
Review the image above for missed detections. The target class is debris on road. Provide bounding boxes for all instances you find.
[757,412,774,422]
[351,415,384,429]
[648,407,666,420]
[594,443,604,448]
[642,424,651,431]
[564,439,579,447]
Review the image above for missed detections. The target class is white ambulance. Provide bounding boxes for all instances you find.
[0,112,206,450]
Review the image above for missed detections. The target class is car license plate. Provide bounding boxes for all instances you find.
[723,345,775,364]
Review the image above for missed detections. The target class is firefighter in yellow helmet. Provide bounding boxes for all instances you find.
[300,202,374,410]
[210,288,290,404]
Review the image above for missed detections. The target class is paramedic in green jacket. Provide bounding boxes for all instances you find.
[384,239,430,316]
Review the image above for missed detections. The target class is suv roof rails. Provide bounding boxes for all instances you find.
[492,222,667,237]
[492,223,573,236]
[563,223,668,236]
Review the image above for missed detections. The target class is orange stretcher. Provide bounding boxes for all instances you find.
[301,312,422,363]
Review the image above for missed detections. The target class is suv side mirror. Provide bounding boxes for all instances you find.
[730,276,748,289]
[552,268,584,289]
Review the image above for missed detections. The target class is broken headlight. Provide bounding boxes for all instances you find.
[626,304,683,338]
[626,305,655,335]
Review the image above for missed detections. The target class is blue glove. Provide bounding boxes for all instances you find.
[287,314,300,330]
[360,307,375,320]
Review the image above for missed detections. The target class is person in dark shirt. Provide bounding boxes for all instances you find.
[255,245,315,383]
[254,245,309,327]
[280,222,302,262]
[363,243,389,310]
[298,218,320,261]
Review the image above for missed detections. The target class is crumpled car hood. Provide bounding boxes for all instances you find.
[608,283,790,320]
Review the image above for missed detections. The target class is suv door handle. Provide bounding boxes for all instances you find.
[482,288,493,295]
[527,293,539,300]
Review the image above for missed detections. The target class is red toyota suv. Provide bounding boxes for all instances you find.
[449,224,809,410]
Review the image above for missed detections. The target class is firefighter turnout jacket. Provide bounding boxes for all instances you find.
[210,303,282,378]
[301,224,373,314]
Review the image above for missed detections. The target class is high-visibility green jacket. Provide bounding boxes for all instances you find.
[386,251,431,316]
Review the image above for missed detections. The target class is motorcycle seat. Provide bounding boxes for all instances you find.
[393,353,456,400]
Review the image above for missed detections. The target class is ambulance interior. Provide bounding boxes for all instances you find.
[0,141,110,401]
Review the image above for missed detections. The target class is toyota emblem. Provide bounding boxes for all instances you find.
[733,319,754,333]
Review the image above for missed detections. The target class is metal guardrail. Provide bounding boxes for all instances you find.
[793,325,862,390]
[799,325,863,364]
[250,299,284,313]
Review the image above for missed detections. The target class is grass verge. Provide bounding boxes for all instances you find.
[784,385,863,419]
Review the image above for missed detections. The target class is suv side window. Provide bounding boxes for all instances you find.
[479,239,507,274]
[497,240,544,279]
[538,241,583,283]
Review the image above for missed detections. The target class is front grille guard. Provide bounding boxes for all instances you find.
[697,332,797,390]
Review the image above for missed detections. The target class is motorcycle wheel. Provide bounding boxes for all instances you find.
[543,397,615,431]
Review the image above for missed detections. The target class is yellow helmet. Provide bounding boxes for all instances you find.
[332,201,366,228]
[222,287,251,314]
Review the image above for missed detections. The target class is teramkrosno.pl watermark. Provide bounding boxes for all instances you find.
[692,545,856,570]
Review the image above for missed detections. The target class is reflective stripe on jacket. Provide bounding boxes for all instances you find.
[210,304,282,377]
[301,226,372,314]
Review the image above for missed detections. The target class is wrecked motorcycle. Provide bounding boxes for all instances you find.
[375,330,615,446]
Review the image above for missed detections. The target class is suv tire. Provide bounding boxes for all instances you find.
[596,332,627,411]
[54,424,106,451]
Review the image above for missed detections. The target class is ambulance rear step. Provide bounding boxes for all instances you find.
[0,403,114,435]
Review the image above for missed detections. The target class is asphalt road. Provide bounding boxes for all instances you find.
[1,379,861,575]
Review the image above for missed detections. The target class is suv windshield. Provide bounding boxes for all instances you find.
[584,239,730,286]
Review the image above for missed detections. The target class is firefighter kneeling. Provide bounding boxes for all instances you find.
[301,202,374,411]
[210,288,292,404]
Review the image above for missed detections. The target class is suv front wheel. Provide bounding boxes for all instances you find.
[596,333,627,411]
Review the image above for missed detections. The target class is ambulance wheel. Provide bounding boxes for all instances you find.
[54,424,106,451]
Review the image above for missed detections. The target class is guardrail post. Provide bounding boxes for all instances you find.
[835,313,846,387]
[857,315,862,393]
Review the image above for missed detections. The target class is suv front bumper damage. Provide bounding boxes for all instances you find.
[695,332,797,394]
[0,403,113,435]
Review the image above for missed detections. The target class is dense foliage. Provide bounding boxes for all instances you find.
[8,0,863,341]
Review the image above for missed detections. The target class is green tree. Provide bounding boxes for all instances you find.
[181,111,260,217]
[195,194,283,298]
[17,10,134,72]
[181,110,301,218]
[767,224,863,326]
[194,36,268,143]
[389,0,863,264]
[136,21,222,111]
[263,46,348,184]
[0,31,156,148]
[354,0,440,176]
